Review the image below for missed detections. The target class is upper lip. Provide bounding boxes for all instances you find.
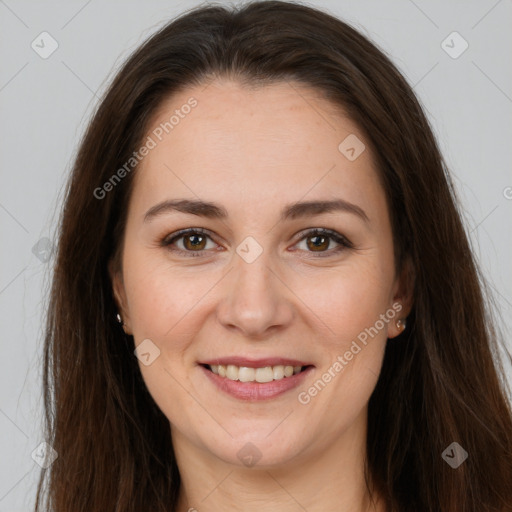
[200,357,313,368]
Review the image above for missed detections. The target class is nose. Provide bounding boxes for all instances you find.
[216,250,295,339]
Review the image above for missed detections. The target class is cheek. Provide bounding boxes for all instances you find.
[300,261,392,408]
[121,251,208,433]
[302,261,393,347]
[123,249,210,340]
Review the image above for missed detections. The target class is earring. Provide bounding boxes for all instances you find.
[116,313,123,325]
[396,318,407,332]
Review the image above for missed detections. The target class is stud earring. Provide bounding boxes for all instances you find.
[116,313,123,325]
[396,318,407,332]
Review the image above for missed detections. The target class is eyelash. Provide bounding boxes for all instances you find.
[160,227,354,258]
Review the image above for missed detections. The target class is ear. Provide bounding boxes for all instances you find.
[387,257,415,339]
[108,258,133,335]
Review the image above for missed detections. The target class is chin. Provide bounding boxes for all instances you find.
[203,429,308,469]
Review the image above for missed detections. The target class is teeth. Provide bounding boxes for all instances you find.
[226,364,238,380]
[208,364,304,382]
[273,365,284,380]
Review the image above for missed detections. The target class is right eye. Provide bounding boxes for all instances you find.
[160,228,220,257]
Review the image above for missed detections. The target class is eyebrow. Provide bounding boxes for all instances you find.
[143,198,369,224]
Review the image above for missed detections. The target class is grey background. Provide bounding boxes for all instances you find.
[1,0,511,509]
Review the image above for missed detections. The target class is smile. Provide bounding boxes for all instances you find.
[207,364,304,382]
[200,363,314,401]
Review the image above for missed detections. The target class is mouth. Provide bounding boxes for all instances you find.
[201,363,313,383]
[199,359,315,401]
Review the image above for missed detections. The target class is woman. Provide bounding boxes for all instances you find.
[35,1,512,511]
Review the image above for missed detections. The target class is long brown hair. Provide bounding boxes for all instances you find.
[35,1,512,511]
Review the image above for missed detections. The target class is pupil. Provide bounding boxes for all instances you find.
[309,235,327,251]
[187,234,204,249]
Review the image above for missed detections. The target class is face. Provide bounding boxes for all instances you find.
[111,78,411,469]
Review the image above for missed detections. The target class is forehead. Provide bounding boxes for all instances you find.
[129,79,385,221]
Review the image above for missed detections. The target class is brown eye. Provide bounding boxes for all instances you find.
[306,234,330,252]
[162,227,352,258]
[294,228,353,257]
[161,228,217,256]
[182,233,207,251]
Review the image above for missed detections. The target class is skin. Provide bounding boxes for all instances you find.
[111,78,413,512]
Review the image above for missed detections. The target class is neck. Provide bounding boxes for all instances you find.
[172,408,386,512]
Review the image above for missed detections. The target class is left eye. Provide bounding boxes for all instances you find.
[294,229,351,255]
[161,228,216,255]
[161,228,352,257]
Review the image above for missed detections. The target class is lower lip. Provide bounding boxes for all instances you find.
[200,365,314,401]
